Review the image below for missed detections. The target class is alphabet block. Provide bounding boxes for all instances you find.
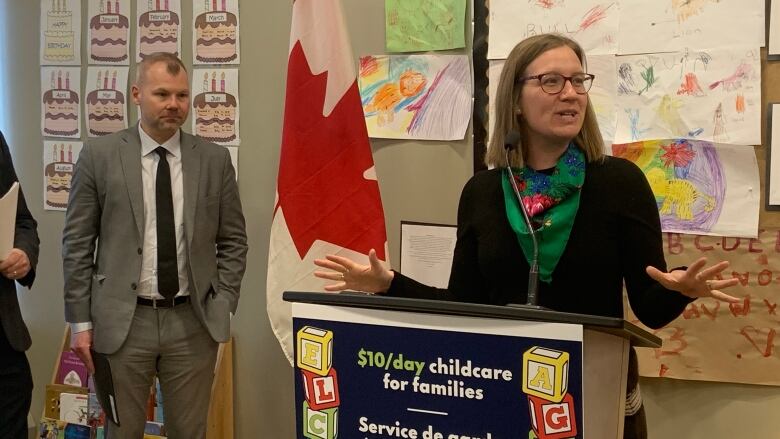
[302,367,340,410]
[303,400,338,439]
[527,393,578,439]
[296,326,334,376]
[522,346,570,403]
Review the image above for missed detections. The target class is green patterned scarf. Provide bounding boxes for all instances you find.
[501,144,586,283]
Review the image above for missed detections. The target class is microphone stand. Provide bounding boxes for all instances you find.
[504,145,545,310]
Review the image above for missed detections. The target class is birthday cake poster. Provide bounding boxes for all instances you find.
[42,140,83,211]
[40,0,82,66]
[136,0,182,62]
[41,66,82,139]
[87,0,131,65]
[192,0,241,65]
[85,66,129,137]
[191,68,240,145]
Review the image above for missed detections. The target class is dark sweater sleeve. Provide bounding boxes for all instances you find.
[1,132,39,288]
[616,159,692,329]
[387,175,486,303]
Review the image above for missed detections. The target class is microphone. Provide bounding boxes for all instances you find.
[503,131,542,309]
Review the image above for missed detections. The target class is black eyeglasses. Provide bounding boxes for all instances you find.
[518,72,595,94]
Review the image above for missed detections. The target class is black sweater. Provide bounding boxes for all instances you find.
[388,156,692,330]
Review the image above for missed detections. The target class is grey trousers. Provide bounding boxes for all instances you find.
[103,302,218,439]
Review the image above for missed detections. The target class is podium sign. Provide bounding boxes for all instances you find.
[292,302,585,439]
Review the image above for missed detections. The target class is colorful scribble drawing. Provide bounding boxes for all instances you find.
[677,73,705,96]
[713,102,728,141]
[735,94,746,113]
[579,4,613,31]
[625,109,648,141]
[709,63,753,91]
[657,95,686,135]
[359,55,471,140]
[638,62,659,95]
[618,63,637,95]
[530,0,564,9]
[671,0,718,23]
[612,139,725,233]
[677,49,711,76]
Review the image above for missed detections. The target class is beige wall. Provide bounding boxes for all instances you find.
[2,0,779,437]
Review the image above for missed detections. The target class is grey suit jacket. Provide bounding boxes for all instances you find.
[62,126,247,354]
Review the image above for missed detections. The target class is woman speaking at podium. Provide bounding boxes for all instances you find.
[315,34,739,439]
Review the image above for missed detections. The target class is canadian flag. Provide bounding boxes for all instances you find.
[267,0,388,362]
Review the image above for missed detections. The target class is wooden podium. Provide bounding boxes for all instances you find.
[285,291,660,439]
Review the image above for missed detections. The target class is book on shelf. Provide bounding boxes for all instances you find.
[56,351,89,388]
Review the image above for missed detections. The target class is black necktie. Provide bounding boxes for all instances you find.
[155,147,179,298]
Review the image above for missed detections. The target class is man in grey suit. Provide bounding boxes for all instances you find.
[0,130,40,439]
[63,53,247,439]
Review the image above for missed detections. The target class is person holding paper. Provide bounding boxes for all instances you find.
[314,34,739,439]
[62,53,247,439]
[0,131,40,439]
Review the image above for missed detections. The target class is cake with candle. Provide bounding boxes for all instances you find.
[45,144,75,209]
[194,0,238,63]
[87,70,126,136]
[90,0,129,63]
[194,72,237,143]
[43,0,76,62]
[138,0,180,59]
[43,70,79,137]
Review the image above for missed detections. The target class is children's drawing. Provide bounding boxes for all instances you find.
[385,0,466,52]
[359,55,471,140]
[612,139,759,237]
[618,0,764,54]
[193,0,240,64]
[85,67,128,137]
[192,68,240,145]
[40,0,81,65]
[41,67,81,138]
[136,0,181,62]
[488,0,618,58]
[88,0,130,64]
[614,48,760,145]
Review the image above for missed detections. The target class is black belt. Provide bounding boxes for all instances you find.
[136,296,190,308]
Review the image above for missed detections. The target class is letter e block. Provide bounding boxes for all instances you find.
[522,346,569,403]
[302,367,340,410]
[527,393,578,439]
[303,400,338,439]
[296,326,334,376]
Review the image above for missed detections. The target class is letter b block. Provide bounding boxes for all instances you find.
[303,400,338,439]
[302,368,340,410]
[522,346,569,403]
[296,326,334,376]
[527,393,578,439]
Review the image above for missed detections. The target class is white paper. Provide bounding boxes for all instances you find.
[226,145,238,179]
[41,67,82,139]
[488,0,619,58]
[40,0,82,65]
[769,104,780,205]
[770,0,780,56]
[87,0,131,65]
[191,68,240,145]
[614,47,761,146]
[85,67,129,137]
[612,139,759,238]
[136,0,182,62]
[192,0,241,65]
[59,393,89,425]
[617,0,765,55]
[43,141,83,211]
[400,222,457,289]
[0,182,19,259]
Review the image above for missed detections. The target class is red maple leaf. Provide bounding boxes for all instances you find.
[276,42,387,260]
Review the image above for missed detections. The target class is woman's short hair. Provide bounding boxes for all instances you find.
[485,34,605,168]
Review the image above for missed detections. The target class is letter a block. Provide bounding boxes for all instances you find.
[296,326,334,376]
[302,367,340,410]
[522,346,569,403]
[527,393,578,439]
[303,400,338,439]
